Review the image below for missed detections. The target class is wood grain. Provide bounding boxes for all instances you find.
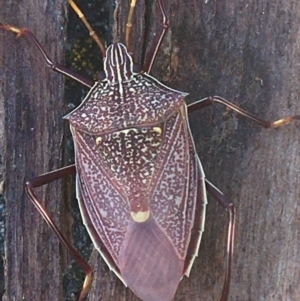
[1,0,67,300]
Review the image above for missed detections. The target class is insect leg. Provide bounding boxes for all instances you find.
[143,0,169,73]
[0,23,93,88]
[205,179,235,301]
[25,164,93,301]
[68,0,106,57]
[188,96,300,128]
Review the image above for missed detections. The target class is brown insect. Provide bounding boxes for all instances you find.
[1,0,299,300]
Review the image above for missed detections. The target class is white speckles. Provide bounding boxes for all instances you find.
[66,74,185,134]
[96,127,162,196]
[68,71,201,270]
[174,195,182,207]
[69,97,204,276]
[73,129,130,262]
[99,208,108,218]
[146,109,201,258]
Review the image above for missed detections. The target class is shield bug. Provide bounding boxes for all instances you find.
[1,0,299,301]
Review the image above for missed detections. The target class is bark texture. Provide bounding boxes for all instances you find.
[1,0,299,301]
[0,0,67,300]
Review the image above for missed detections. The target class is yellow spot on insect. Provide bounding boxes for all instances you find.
[153,127,162,135]
[131,210,150,223]
[95,137,102,145]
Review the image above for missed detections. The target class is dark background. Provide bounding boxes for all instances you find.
[0,0,299,300]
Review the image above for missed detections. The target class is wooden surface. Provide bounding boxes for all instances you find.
[0,0,67,300]
[1,0,300,301]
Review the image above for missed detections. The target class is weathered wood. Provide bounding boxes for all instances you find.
[1,0,299,301]
[0,0,67,300]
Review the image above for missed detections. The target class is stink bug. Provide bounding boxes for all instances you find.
[1,0,300,301]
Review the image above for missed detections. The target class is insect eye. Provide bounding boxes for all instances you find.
[98,70,106,81]
[133,63,142,73]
